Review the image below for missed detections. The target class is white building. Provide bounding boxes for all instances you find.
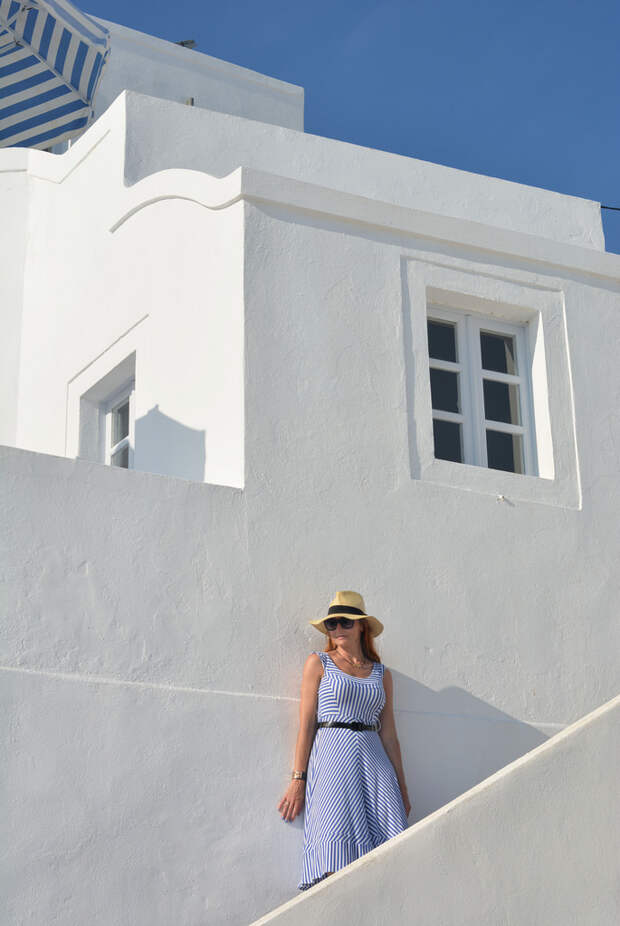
[1,15,619,926]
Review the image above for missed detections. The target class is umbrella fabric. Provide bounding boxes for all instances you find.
[0,0,110,150]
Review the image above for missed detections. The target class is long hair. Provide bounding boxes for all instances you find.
[324,618,381,663]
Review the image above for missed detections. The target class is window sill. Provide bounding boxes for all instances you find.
[419,457,581,509]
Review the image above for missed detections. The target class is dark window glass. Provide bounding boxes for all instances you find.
[111,444,129,468]
[480,331,517,374]
[112,400,130,444]
[433,419,462,463]
[483,379,521,424]
[430,369,460,413]
[427,320,457,362]
[486,430,524,473]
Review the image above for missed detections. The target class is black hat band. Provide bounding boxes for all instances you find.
[327,605,366,617]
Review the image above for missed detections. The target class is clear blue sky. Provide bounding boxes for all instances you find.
[86,0,620,252]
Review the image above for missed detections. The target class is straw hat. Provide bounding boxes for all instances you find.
[309,590,384,638]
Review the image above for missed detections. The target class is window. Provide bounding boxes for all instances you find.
[66,349,137,468]
[103,382,135,469]
[65,321,148,473]
[403,258,580,508]
[427,306,536,475]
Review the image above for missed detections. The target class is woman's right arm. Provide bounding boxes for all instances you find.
[277,653,323,822]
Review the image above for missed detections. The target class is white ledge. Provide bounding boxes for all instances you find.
[106,163,620,284]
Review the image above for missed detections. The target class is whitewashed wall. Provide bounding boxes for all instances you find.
[3,88,610,486]
[11,113,245,488]
[121,92,603,249]
[1,88,620,925]
[90,18,304,132]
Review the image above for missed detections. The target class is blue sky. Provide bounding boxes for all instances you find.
[86,0,620,252]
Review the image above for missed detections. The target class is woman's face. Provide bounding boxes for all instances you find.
[328,618,363,644]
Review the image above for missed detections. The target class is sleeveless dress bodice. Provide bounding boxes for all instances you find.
[315,651,385,726]
[298,650,410,891]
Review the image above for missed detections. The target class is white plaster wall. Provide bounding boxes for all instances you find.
[2,178,620,918]
[0,445,561,926]
[121,91,604,250]
[13,118,244,488]
[1,431,617,926]
[1,664,283,925]
[252,695,620,926]
[2,89,612,493]
[241,198,620,726]
[90,18,304,131]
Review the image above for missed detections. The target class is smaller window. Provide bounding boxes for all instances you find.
[104,382,135,469]
[427,308,536,475]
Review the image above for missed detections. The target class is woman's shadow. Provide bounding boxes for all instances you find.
[393,674,549,821]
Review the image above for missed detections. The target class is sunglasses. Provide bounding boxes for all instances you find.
[323,617,356,631]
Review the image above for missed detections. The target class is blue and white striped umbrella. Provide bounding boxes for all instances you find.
[0,0,110,150]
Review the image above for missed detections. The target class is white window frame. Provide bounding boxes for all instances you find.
[66,318,147,466]
[402,258,581,509]
[103,381,135,469]
[427,305,538,475]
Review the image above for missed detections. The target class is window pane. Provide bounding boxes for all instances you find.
[480,331,517,374]
[111,444,129,468]
[427,320,457,362]
[430,368,460,413]
[486,430,524,473]
[483,379,521,425]
[112,400,130,444]
[433,418,462,463]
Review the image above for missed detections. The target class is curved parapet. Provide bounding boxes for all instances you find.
[108,167,244,233]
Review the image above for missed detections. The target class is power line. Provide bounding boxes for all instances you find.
[601,205,620,212]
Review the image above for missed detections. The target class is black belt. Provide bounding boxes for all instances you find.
[316,720,380,732]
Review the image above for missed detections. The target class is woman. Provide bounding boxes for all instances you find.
[277,591,412,891]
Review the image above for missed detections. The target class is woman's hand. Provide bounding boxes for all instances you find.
[277,779,306,822]
[402,794,412,818]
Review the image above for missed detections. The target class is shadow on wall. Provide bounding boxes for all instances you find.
[390,673,549,821]
[134,404,206,482]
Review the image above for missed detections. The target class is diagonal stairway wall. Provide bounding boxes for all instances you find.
[252,694,620,926]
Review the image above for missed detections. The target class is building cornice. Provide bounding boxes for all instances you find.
[107,164,620,285]
[2,94,618,285]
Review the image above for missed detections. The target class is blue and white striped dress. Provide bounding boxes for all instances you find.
[298,650,409,890]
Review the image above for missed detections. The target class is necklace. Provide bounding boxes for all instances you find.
[335,648,371,669]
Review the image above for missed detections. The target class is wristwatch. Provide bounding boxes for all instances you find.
[291,769,307,781]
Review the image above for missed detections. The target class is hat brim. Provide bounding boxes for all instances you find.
[309,613,384,637]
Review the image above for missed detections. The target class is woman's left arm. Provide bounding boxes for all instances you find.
[379,668,411,816]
